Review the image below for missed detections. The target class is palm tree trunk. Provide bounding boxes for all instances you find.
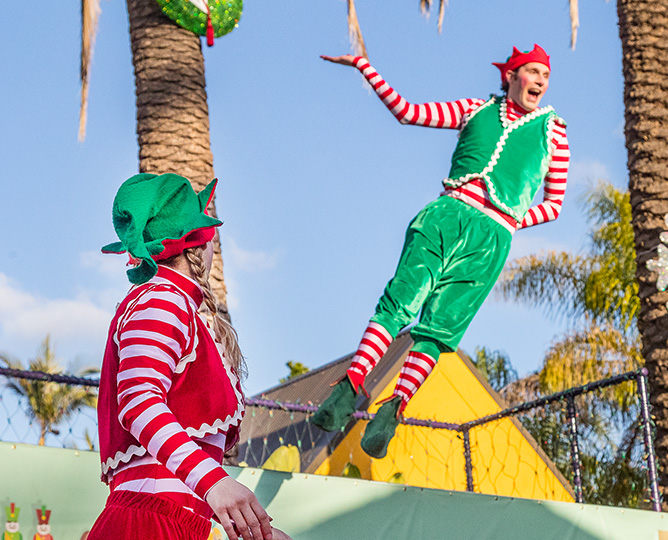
[125,0,230,317]
[617,0,668,506]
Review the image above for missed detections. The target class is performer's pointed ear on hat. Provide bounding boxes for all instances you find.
[90,173,293,540]
[315,46,569,460]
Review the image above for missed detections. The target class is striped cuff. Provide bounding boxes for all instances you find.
[195,463,228,501]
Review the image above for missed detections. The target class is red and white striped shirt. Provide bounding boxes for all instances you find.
[353,57,569,234]
[106,266,241,518]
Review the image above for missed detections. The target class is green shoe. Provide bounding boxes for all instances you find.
[361,396,401,459]
[311,378,357,432]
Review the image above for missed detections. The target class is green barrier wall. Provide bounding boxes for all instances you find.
[0,442,665,539]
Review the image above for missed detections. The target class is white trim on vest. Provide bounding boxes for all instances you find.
[102,287,244,479]
[443,96,554,222]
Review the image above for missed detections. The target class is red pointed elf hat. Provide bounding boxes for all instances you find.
[492,44,550,81]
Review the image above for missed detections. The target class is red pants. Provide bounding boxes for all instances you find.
[87,491,211,540]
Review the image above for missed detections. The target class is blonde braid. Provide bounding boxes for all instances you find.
[184,246,247,380]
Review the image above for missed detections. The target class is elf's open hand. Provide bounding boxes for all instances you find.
[320,54,357,66]
[206,477,273,540]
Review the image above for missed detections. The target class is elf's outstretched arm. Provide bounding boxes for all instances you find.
[517,120,570,229]
[322,54,483,129]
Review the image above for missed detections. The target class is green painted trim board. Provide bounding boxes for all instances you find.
[0,442,664,539]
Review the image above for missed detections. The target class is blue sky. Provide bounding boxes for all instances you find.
[0,0,627,396]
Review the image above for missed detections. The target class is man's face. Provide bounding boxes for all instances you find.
[506,62,550,111]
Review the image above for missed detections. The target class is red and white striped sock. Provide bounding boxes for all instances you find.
[347,321,393,385]
[393,351,438,410]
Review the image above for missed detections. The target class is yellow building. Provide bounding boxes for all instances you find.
[237,330,574,502]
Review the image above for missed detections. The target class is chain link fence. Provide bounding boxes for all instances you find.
[0,367,660,511]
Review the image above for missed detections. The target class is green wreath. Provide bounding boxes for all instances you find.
[156,0,242,43]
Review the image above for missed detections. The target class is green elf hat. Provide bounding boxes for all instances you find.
[5,502,19,522]
[102,173,222,284]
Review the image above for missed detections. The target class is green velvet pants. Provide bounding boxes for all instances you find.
[370,196,513,360]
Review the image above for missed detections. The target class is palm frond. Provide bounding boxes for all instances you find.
[347,0,368,59]
[84,429,97,451]
[586,181,635,256]
[78,366,102,378]
[473,347,518,392]
[583,182,638,330]
[2,337,98,443]
[0,353,28,398]
[2,380,27,402]
[437,0,447,34]
[419,0,448,33]
[569,0,580,50]
[585,256,638,332]
[539,322,642,411]
[80,0,101,142]
[497,251,589,322]
[499,372,540,405]
[501,181,638,330]
[0,353,22,370]
[617,415,641,462]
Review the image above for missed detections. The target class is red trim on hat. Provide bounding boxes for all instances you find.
[126,226,216,266]
[203,178,218,216]
[492,44,550,82]
[154,226,216,261]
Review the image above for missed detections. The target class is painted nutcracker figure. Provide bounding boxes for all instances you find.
[4,504,21,540]
[33,507,52,540]
[312,45,569,458]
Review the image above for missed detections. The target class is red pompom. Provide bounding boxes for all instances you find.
[206,15,214,47]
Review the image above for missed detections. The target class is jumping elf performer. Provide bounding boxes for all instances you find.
[89,174,291,540]
[312,45,570,458]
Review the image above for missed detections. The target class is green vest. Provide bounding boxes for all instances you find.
[445,96,564,222]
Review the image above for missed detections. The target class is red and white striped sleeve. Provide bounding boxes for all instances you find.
[353,57,484,129]
[517,120,570,229]
[116,287,226,500]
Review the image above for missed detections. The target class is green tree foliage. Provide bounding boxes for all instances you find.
[279,361,310,383]
[490,182,648,508]
[498,181,642,395]
[499,182,638,333]
[0,337,98,446]
[472,347,518,392]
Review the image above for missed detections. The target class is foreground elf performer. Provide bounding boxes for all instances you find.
[89,174,291,540]
[312,45,570,458]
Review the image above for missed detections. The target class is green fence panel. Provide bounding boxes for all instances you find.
[0,442,665,540]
